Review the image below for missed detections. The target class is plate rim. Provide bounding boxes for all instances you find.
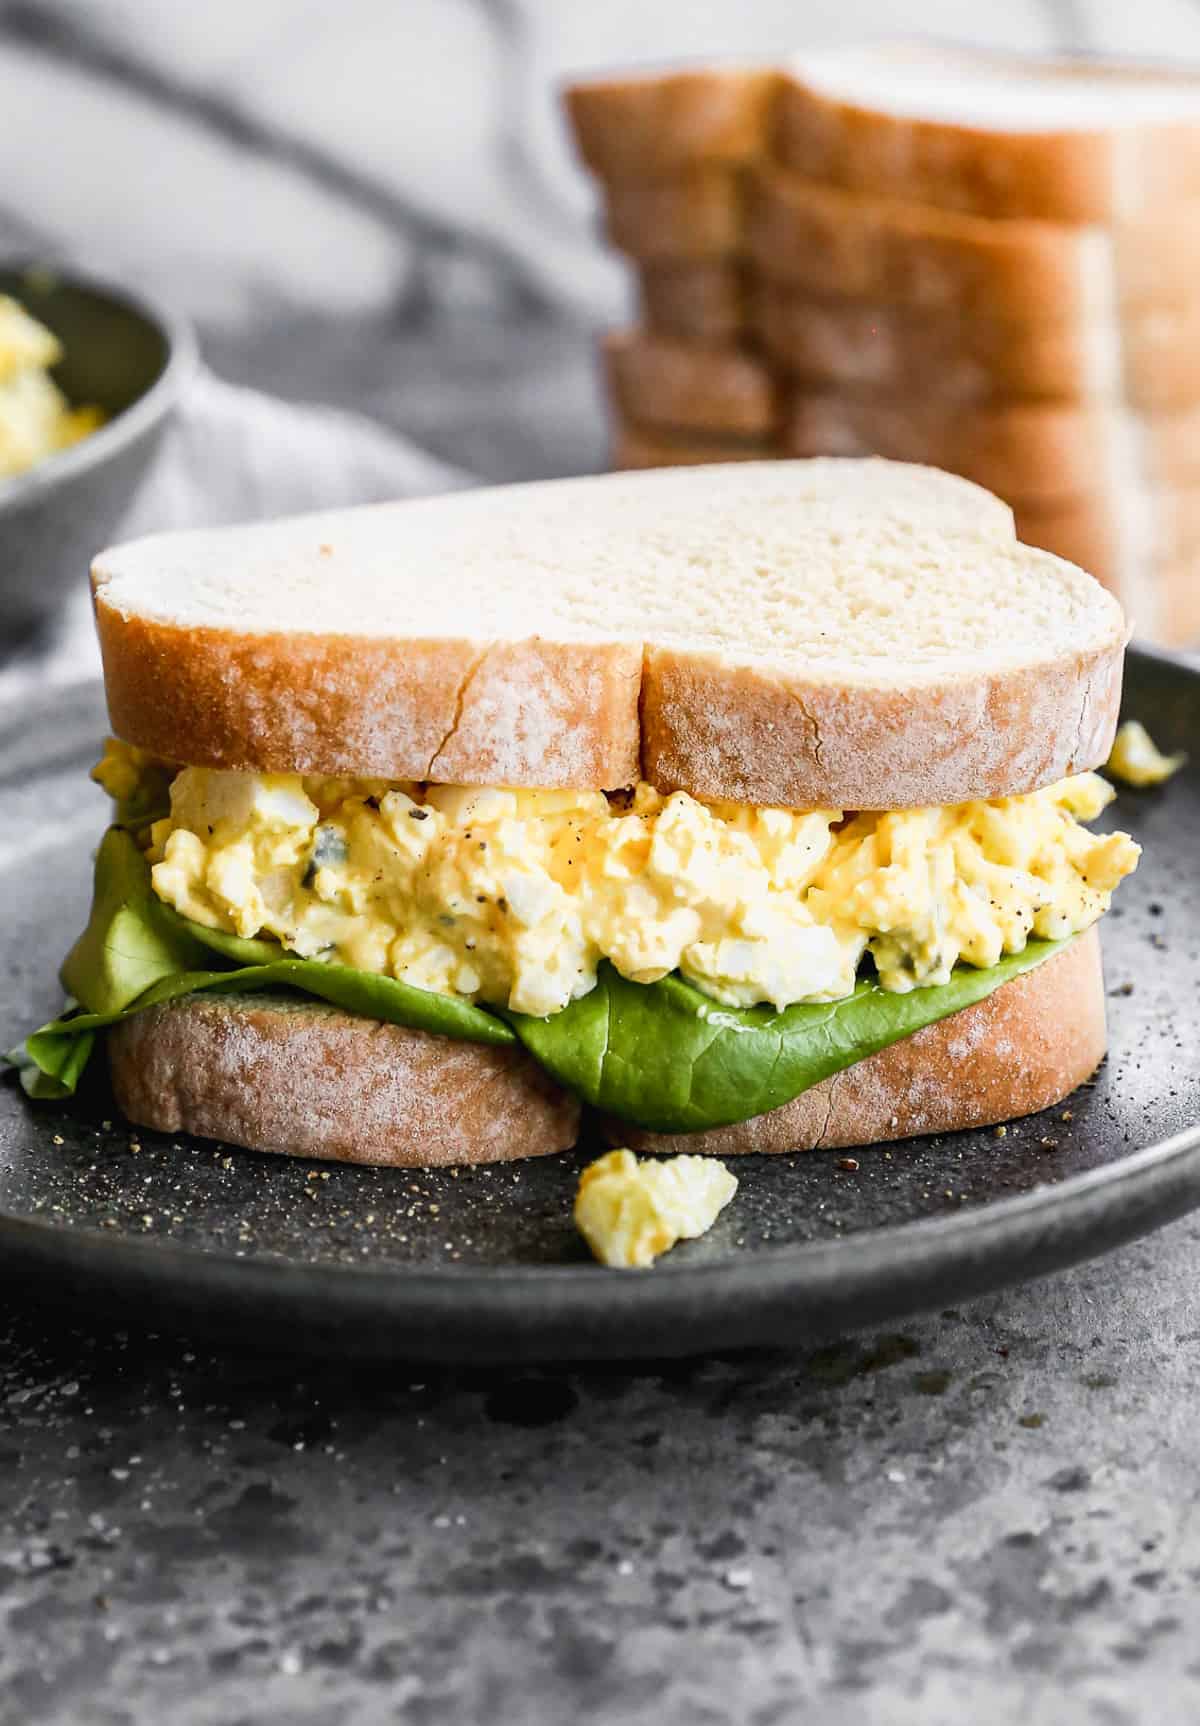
[2,1105,1199,1293]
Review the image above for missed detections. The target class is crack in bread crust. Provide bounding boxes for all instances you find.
[812,1068,844,1149]
[1072,684,1092,777]
[426,646,490,780]
[787,687,825,772]
[95,600,1125,806]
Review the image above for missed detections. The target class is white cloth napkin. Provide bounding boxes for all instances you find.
[2,365,469,700]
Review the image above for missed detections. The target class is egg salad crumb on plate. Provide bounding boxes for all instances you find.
[575,1150,738,1268]
[93,739,1139,1022]
[0,294,103,479]
[1107,720,1187,789]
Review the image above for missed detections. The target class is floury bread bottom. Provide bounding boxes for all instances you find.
[104,933,1106,1166]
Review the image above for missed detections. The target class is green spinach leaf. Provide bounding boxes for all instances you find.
[506,941,1071,1134]
[9,828,514,1097]
[19,955,515,1099]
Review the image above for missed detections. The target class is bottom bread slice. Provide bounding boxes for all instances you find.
[108,935,1104,1167]
[608,929,1104,1157]
[108,993,580,1168]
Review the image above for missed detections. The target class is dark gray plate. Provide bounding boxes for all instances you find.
[1,648,1197,1361]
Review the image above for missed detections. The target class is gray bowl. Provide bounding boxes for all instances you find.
[0,262,195,645]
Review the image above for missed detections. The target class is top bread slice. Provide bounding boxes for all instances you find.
[92,459,1126,811]
[563,65,778,177]
[778,40,1200,221]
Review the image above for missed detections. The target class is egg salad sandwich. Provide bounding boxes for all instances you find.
[10,459,1139,1166]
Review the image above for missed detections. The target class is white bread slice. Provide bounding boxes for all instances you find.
[603,167,745,262]
[612,419,773,469]
[639,262,749,342]
[564,66,778,178]
[605,419,1193,641]
[755,281,1200,413]
[603,328,779,438]
[609,425,1194,645]
[108,994,579,1167]
[92,459,1126,810]
[614,926,1104,1156]
[778,41,1200,222]
[781,392,1200,638]
[110,932,1103,1168]
[748,166,1200,320]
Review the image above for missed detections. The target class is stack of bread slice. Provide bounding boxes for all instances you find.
[566,66,784,470]
[565,42,1200,646]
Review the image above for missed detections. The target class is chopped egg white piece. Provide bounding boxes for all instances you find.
[1106,720,1187,788]
[574,1149,738,1268]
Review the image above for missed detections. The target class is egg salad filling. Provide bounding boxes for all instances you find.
[0,294,103,480]
[93,740,1140,1021]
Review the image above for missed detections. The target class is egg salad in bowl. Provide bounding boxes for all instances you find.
[0,294,102,479]
[95,738,1138,1022]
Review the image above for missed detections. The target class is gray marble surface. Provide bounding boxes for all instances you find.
[5,5,1200,1722]
[3,1222,1200,1726]
[6,0,1200,688]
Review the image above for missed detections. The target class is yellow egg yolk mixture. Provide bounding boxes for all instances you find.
[94,740,1140,1019]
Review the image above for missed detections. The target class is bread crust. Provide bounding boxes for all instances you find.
[612,421,774,470]
[783,392,1200,501]
[564,67,778,177]
[603,329,779,437]
[612,928,1105,1155]
[639,262,749,342]
[747,167,1200,320]
[94,604,643,789]
[640,639,1124,810]
[776,52,1200,221]
[755,281,1200,413]
[108,994,580,1168]
[603,168,745,261]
